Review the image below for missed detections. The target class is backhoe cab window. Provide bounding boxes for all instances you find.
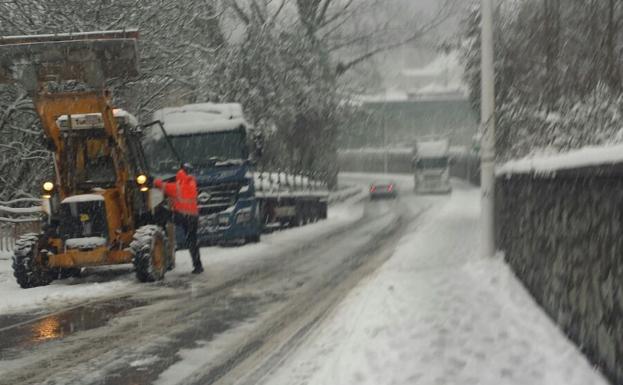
[59,200,108,240]
[64,136,117,187]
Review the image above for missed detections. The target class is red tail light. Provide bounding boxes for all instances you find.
[370,186,376,192]
[387,184,394,192]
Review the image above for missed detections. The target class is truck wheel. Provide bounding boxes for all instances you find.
[319,203,328,219]
[12,233,54,289]
[245,233,261,243]
[294,213,304,227]
[58,268,81,279]
[131,225,170,282]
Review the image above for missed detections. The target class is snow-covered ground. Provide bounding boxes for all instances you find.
[0,191,365,315]
[264,183,608,385]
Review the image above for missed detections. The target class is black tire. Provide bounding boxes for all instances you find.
[12,233,54,289]
[131,225,170,282]
[58,268,81,279]
[310,207,318,223]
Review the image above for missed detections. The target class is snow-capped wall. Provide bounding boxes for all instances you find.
[496,171,623,384]
[496,143,623,176]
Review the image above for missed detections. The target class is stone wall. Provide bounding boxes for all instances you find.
[496,166,623,384]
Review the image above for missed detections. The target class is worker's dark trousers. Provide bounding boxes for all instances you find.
[175,214,202,269]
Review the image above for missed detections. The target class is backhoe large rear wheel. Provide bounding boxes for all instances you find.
[12,233,54,289]
[131,225,170,282]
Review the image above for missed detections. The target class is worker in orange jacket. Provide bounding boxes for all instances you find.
[154,163,203,274]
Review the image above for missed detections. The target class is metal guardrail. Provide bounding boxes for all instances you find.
[0,198,42,253]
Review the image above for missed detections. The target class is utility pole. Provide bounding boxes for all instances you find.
[480,0,496,257]
[383,112,388,174]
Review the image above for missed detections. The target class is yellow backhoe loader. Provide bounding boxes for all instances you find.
[0,30,175,288]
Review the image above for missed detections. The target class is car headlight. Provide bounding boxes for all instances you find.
[235,209,253,224]
[136,174,148,185]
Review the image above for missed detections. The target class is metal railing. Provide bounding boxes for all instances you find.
[254,170,328,195]
[0,198,42,253]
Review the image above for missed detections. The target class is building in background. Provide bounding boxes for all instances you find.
[342,51,476,150]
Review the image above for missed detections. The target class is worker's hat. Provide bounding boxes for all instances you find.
[181,162,194,174]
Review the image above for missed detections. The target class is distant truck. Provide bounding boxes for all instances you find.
[142,103,328,245]
[412,138,452,194]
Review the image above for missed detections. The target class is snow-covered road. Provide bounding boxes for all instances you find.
[0,173,608,385]
[263,179,608,385]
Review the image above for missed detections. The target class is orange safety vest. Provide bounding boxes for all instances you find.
[154,169,199,216]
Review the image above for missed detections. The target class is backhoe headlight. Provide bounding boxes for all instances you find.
[140,186,149,192]
[43,181,54,192]
[136,174,148,185]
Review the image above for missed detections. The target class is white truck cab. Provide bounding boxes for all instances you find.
[413,138,452,194]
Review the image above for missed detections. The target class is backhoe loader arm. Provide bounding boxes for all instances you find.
[0,30,139,200]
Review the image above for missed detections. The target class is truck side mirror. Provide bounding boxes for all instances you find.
[252,129,264,161]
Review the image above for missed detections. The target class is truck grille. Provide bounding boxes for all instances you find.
[198,182,241,215]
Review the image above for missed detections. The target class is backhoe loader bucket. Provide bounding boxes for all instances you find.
[0,30,139,93]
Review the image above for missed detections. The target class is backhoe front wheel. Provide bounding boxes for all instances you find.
[131,225,170,282]
[12,233,54,289]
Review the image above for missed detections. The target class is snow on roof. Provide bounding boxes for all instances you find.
[496,143,623,176]
[401,52,466,98]
[112,109,139,126]
[339,147,413,155]
[415,83,467,96]
[57,109,138,129]
[415,140,450,157]
[62,194,104,204]
[0,29,139,42]
[153,103,249,136]
[349,89,409,104]
[65,237,107,249]
[401,52,462,78]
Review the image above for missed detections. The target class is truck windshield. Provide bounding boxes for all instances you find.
[171,130,247,164]
[142,127,248,176]
[416,157,448,169]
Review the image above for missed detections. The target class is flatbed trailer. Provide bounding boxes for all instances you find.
[254,172,328,229]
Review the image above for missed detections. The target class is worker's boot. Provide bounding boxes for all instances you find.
[191,252,203,274]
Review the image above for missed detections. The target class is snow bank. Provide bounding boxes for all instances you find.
[0,258,134,314]
[496,143,623,176]
[266,184,608,385]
